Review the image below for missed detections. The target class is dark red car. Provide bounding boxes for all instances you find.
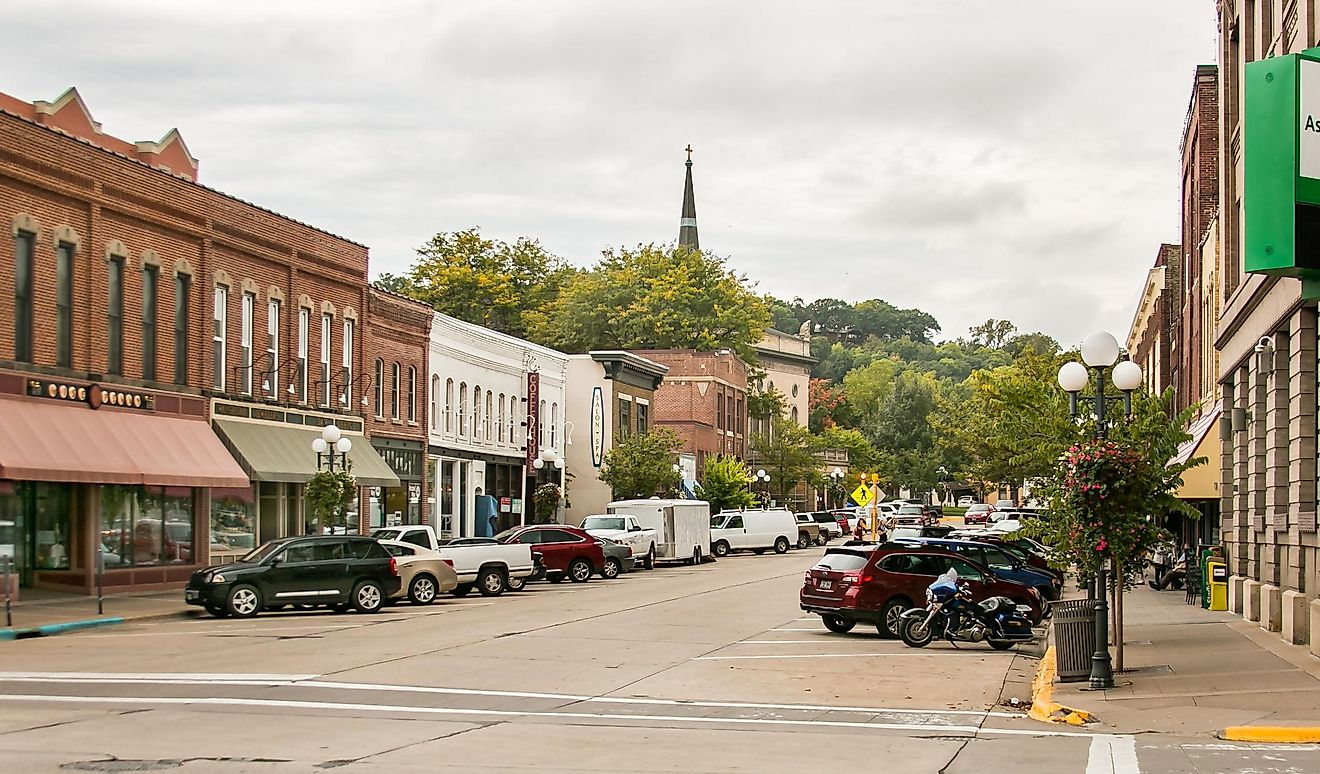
[495,525,606,583]
[961,504,995,525]
[799,544,1044,638]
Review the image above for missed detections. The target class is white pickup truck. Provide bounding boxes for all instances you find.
[370,525,537,597]
[580,515,659,570]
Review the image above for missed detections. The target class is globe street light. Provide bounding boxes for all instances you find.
[754,468,770,506]
[1056,332,1143,691]
[311,423,352,472]
[829,467,845,509]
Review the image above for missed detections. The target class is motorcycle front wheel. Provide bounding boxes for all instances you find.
[987,639,1016,651]
[899,617,935,648]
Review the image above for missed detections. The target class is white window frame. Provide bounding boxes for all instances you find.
[473,386,482,442]
[240,292,254,395]
[297,308,309,403]
[392,362,401,419]
[212,285,227,391]
[445,378,454,434]
[266,299,280,397]
[320,313,332,407]
[408,366,417,423]
[341,319,354,406]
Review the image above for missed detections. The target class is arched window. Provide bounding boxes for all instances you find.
[373,359,384,417]
[430,375,440,431]
[508,396,517,446]
[407,366,416,423]
[473,386,483,443]
[445,378,454,434]
[485,392,494,441]
[497,392,506,443]
[458,383,467,436]
[791,406,800,425]
[539,399,546,448]
[550,403,558,449]
[391,362,401,419]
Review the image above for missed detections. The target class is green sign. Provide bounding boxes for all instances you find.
[1245,47,1320,281]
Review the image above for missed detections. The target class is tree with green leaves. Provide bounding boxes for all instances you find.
[396,227,575,340]
[862,372,942,494]
[537,244,771,358]
[816,426,882,474]
[750,419,821,505]
[747,383,788,424]
[696,455,756,512]
[852,298,941,344]
[968,319,1018,349]
[597,429,683,500]
[841,358,899,420]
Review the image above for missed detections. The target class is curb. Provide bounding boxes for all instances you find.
[1222,726,1320,744]
[1028,645,1094,726]
[0,616,125,641]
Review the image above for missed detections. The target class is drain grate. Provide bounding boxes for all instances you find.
[63,761,181,772]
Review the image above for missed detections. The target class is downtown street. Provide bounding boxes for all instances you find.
[2,549,1317,773]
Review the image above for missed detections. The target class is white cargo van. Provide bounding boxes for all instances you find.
[709,508,798,556]
[607,499,711,565]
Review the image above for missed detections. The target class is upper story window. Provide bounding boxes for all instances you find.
[296,307,309,402]
[13,230,34,363]
[473,386,482,440]
[484,391,492,440]
[497,393,506,443]
[716,393,725,430]
[445,378,454,433]
[430,375,440,431]
[550,402,558,448]
[618,397,631,438]
[373,359,384,417]
[212,285,227,391]
[174,272,190,386]
[341,319,354,406]
[240,292,255,394]
[264,299,280,397]
[458,383,468,436]
[56,242,74,368]
[408,366,417,423]
[539,399,546,448]
[107,255,125,375]
[319,313,332,407]
[391,363,401,419]
[142,264,159,381]
[637,400,649,434]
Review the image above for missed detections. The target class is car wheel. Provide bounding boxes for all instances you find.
[225,584,261,618]
[409,574,438,605]
[601,557,622,580]
[712,540,731,557]
[352,580,385,613]
[568,558,592,583]
[899,617,934,648]
[644,546,656,570]
[477,568,506,596]
[204,603,229,618]
[878,597,911,639]
[506,574,527,592]
[451,583,474,597]
[773,537,790,554]
[815,535,827,546]
[796,533,811,550]
[822,614,855,634]
[548,573,565,584]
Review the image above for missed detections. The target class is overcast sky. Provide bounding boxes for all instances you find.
[1,1,1217,348]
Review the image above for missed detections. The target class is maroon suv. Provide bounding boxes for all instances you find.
[800,545,1044,638]
[496,525,606,583]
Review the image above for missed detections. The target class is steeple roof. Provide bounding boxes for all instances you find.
[679,144,699,250]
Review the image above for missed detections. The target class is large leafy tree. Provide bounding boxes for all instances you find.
[852,299,941,344]
[862,372,943,494]
[750,419,821,505]
[696,455,756,512]
[538,244,770,357]
[598,429,683,500]
[396,227,575,340]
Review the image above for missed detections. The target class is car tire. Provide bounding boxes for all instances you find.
[815,535,827,546]
[408,574,438,605]
[773,537,790,554]
[506,574,527,592]
[331,602,351,613]
[567,558,593,583]
[822,614,855,634]
[643,546,656,570]
[477,568,506,597]
[548,573,565,584]
[602,557,622,580]
[712,540,731,558]
[878,597,911,639]
[225,584,261,618]
[797,533,811,550]
[351,580,385,613]
[451,583,474,597]
[204,603,229,618]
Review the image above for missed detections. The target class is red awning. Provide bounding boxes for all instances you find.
[0,396,249,488]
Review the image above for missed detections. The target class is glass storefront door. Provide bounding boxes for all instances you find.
[0,482,24,586]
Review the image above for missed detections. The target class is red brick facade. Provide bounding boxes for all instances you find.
[631,349,748,478]
[1173,65,1219,414]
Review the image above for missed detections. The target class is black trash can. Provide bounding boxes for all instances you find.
[1050,599,1098,682]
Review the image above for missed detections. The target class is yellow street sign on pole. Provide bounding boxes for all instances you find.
[850,484,873,507]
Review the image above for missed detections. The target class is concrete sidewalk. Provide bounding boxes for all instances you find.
[1052,582,1320,735]
[2,587,192,637]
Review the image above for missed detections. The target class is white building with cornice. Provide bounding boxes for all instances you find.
[427,312,567,538]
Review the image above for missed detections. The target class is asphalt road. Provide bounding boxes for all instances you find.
[0,547,1317,773]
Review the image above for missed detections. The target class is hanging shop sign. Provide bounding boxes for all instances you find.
[525,371,540,470]
[27,379,155,411]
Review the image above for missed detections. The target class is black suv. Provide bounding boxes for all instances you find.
[185,535,400,618]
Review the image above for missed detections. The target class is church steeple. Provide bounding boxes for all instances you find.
[679,144,699,250]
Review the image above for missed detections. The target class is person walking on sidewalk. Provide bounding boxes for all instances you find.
[1149,543,1191,591]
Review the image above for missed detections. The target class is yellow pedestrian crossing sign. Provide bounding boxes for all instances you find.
[851,484,873,507]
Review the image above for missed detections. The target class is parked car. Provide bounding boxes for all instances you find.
[962,503,995,526]
[377,540,459,605]
[495,524,606,583]
[794,513,825,547]
[956,496,975,507]
[594,536,634,579]
[581,515,659,569]
[371,525,537,596]
[952,533,1062,584]
[888,537,1061,606]
[185,535,399,618]
[894,504,938,528]
[799,544,1044,638]
[607,499,711,565]
[994,499,1017,510]
[709,509,798,556]
[808,511,845,541]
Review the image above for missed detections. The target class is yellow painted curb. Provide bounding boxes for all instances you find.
[1222,726,1320,743]
[1028,645,1094,726]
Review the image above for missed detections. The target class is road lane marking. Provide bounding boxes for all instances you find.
[0,672,317,681]
[0,673,1020,719]
[1087,734,1141,774]
[770,627,830,632]
[695,653,932,661]
[0,693,1101,737]
[736,640,846,644]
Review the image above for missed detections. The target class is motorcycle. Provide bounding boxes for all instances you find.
[898,572,1036,651]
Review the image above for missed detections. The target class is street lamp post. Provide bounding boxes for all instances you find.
[533,448,566,523]
[753,468,770,506]
[311,423,353,472]
[1056,331,1143,691]
[829,467,844,509]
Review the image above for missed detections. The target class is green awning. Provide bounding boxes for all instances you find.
[213,419,401,488]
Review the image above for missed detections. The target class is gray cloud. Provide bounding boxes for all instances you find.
[0,0,1217,346]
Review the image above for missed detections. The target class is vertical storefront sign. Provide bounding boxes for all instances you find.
[591,386,604,467]
[1301,58,1320,180]
[525,371,540,471]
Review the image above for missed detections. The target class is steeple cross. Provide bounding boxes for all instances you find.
[685,144,693,161]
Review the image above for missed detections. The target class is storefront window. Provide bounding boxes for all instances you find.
[35,483,72,570]
[101,485,194,567]
[0,482,23,582]
[210,486,256,563]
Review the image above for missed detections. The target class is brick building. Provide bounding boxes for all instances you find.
[1127,244,1179,397]
[632,349,748,480]
[0,87,400,594]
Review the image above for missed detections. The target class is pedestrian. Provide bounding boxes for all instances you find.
[852,518,867,541]
[1151,542,1172,582]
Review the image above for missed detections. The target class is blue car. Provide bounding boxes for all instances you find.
[890,537,1061,602]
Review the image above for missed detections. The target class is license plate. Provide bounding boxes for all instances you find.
[818,580,833,590]
[185,589,199,601]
